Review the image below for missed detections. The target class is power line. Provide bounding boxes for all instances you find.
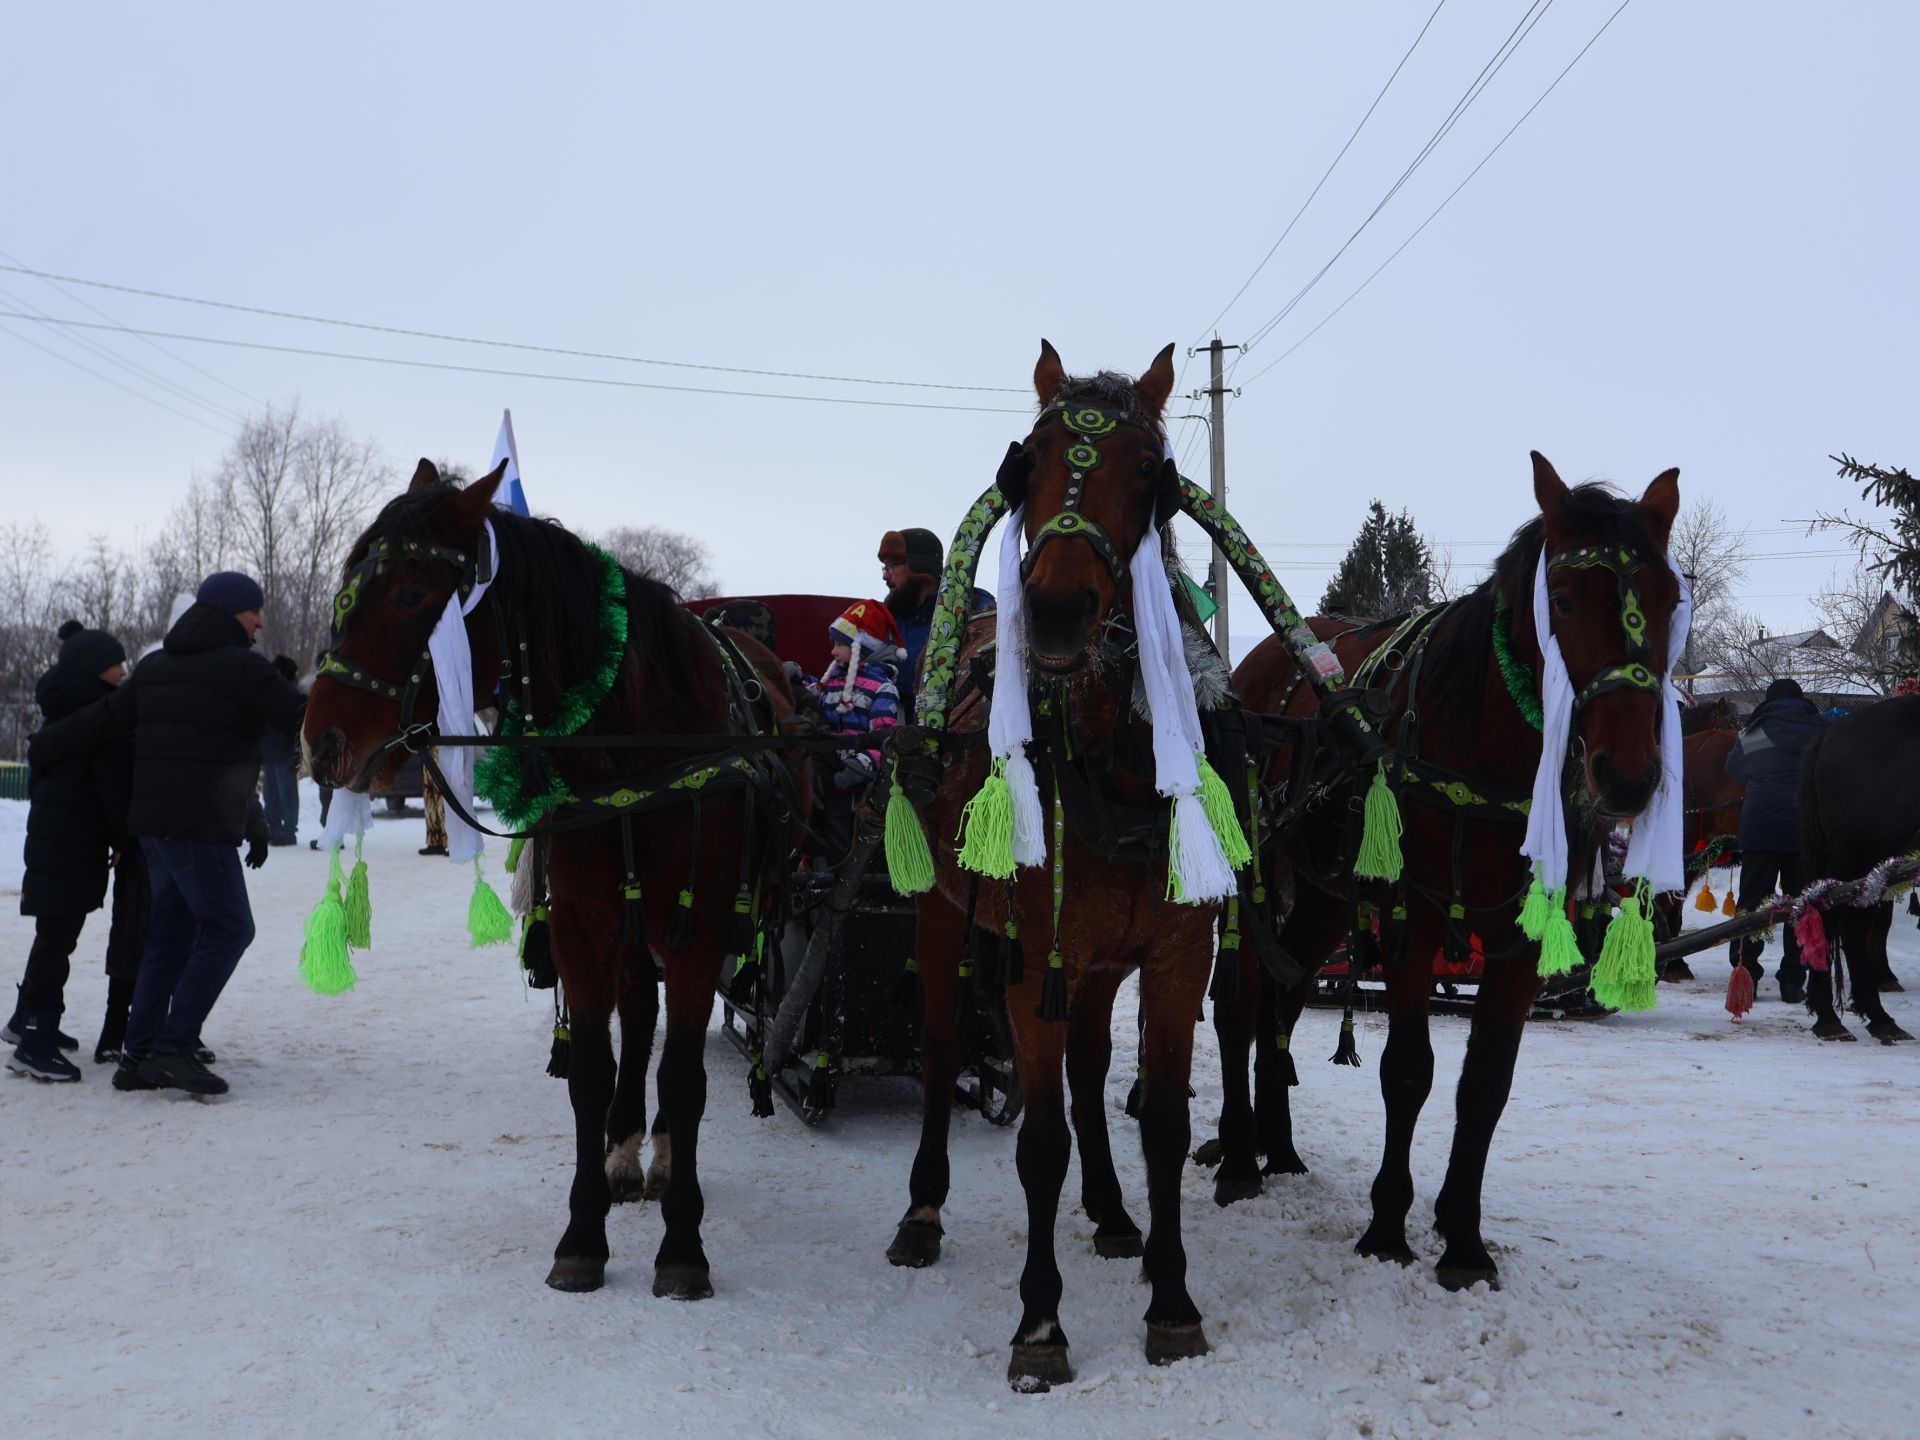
[0,262,1027,395]
[1241,0,1559,355]
[1199,0,1450,340]
[0,321,232,437]
[0,246,266,409]
[1240,0,1634,386]
[0,311,1033,415]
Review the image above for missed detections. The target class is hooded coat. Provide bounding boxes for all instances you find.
[20,658,132,917]
[1726,693,1828,852]
[30,603,307,847]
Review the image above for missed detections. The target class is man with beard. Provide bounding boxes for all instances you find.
[878,527,943,710]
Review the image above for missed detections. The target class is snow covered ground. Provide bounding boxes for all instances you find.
[3,788,1917,1439]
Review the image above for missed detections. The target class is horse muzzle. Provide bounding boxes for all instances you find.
[1024,582,1099,673]
[1588,752,1661,820]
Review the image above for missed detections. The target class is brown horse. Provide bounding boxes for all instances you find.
[887,342,1219,1390]
[1213,456,1680,1291]
[304,461,800,1297]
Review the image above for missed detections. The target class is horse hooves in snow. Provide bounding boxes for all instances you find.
[545,1256,606,1292]
[1007,1342,1074,1393]
[1212,1172,1263,1207]
[1435,1261,1502,1293]
[1661,959,1695,982]
[886,1217,943,1269]
[651,1262,714,1300]
[1812,1018,1858,1042]
[1355,1225,1418,1268]
[1092,1225,1145,1259]
[1866,1018,1913,1043]
[1261,1149,1310,1178]
[1145,1321,1210,1366]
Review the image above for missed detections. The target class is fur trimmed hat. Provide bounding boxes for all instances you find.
[829,599,903,654]
[878,527,943,578]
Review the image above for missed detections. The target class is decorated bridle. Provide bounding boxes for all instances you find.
[1547,541,1668,714]
[1014,401,1159,590]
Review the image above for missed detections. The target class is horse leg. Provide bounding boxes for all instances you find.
[1259,887,1347,1178]
[1431,950,1539,1291]
[652,952,719,1299]
[1136,954,1211,1367]
[605,952,659,1204]
[1355,908,1439,1266]
[1005,1004,1073,1392]
[1207,953,1263,1205]
[1851,905,1910,1042]
[887,893,967,1269]
[1067,964,1142,1255]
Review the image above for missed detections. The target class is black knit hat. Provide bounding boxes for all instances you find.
[1764,677,1804,702]
[58,628,126,678]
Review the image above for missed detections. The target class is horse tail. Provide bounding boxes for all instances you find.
[1797,729,1829,878]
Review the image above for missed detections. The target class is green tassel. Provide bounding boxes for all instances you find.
[1196,755,1253,869]
[343,834,372,951]
[467,857,514,948]
[1518,876,1552,941]
[505,836,525,875]
[1353,761,1404,883]
[1038,949,1068,1022]
[884,774,935,896]
[956,757,1016,879]
[1591,884,1657,1011]
[1537,895,1582,978]
[299,848,357,996]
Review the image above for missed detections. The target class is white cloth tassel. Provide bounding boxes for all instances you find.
[319,787,373,853]
[1521,546,1576,893]
[425,521,499,866]
[1624,568,1692,893]
[511,846,538,916]
[1131,529,1233,902]
[989,506,1047,867]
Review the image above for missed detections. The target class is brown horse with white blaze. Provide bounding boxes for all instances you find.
[304,461,800,1299]
[888,342,1220,1390]
[1214,455,1681,1291]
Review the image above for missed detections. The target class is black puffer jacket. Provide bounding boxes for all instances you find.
[30,604,307,846]
[1726,695,1828,852]
[20,662,131,917]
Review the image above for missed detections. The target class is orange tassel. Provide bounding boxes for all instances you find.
[1695,882,1717,912]
[1722,889,1737,917]
[1725,965,1755,1020]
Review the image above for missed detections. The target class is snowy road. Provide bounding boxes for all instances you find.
[3,792,1916,1439]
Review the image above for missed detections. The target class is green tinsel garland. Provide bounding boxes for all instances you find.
[475,545,630,830]
[1492,598,1544,732]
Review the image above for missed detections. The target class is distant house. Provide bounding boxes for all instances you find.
[1853,588,1918,684]
[1690,627,1882,716]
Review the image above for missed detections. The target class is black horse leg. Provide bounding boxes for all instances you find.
[1005,1003,1072,1392]
[1432,949,1538,1291]
[652,960,716,1299]
[548,1003,617,1292]
[1208,951,1263,1204]
[1137,959,1209,1367]
[1258,977,1312,1176]
[1066,965,1142,1254]
[605,952,660,1204]
[1848,905,1909,1041]
[888,895,966,1268]
[1356,910,1438,1266]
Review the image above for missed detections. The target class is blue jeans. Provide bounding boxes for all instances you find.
[127,838,257,1058]
[262,762,300,843]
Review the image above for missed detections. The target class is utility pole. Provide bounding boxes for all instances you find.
[1192,336,1243,655]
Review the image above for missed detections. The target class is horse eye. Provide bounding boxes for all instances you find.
[394,587,428,609]
[1137,457,1158,479]
[1552,594,1575,617]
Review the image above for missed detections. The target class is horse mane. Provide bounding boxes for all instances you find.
[349,483,693,704]
[1423,481,1661,730]
[1049,371,1169,441]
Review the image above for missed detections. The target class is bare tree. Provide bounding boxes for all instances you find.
[1667,498,1751,679]
[0,521,67,759]
[1810,563,1912,694]
[599,526,718,598]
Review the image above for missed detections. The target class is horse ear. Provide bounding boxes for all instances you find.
[1530,451,1570,523]
[1034,339,1065,406]
[442,459,507,529]
[1640,468,1681,546]
[1154,456,1184,527]
[409,458,441,490]
[1135,343,1177,419]
[995,441,1033,512]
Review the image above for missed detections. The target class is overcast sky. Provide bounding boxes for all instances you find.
[5,1,1915,641]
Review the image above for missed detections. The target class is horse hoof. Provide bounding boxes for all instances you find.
[1213,1173,1263,1207]
[1435,1261,1501,1293]
[1881,974,1904,993]
[1661,959,1694,982]
[1191,1137,1225,1168]
[1812,1019,1858,1042]
[651,1263,714,1300]
[1007,1344,1073,1393]
[887,1219,943,1269]
[1867,1019,1913,1042]
[1261,1150,1309,1178]
[1093,1229,1145,1260]
[642,1164,671,1203]
[1145,1321,1209,1366]
[607,1167,645,1205]
[545,1256,606,1293]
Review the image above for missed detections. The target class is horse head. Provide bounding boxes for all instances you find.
[1526,451,1681,819]
[303,457,506,793]
[995,340,1182,672]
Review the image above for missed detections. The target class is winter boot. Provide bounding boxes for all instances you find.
[136,1052,228,1096]
[96,981,133,1065]
[111,1053,159,1092]
[2,988,79,1052]
[6,1015,83,1083]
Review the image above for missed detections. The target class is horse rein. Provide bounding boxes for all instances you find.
[1547,541,1669,715]
[1015,401,1156,590]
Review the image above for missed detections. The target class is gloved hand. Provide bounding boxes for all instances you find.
[832,751,878,791]
[245,836,269,870]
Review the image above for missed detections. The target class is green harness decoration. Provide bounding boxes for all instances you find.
[1492,598,1545,732]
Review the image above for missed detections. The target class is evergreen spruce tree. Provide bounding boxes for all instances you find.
[1320,500,1437,620]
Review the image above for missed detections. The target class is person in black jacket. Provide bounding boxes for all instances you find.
[1726,677,1829,1002]
[5,625,132,1082]
[29,571,306,1095]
